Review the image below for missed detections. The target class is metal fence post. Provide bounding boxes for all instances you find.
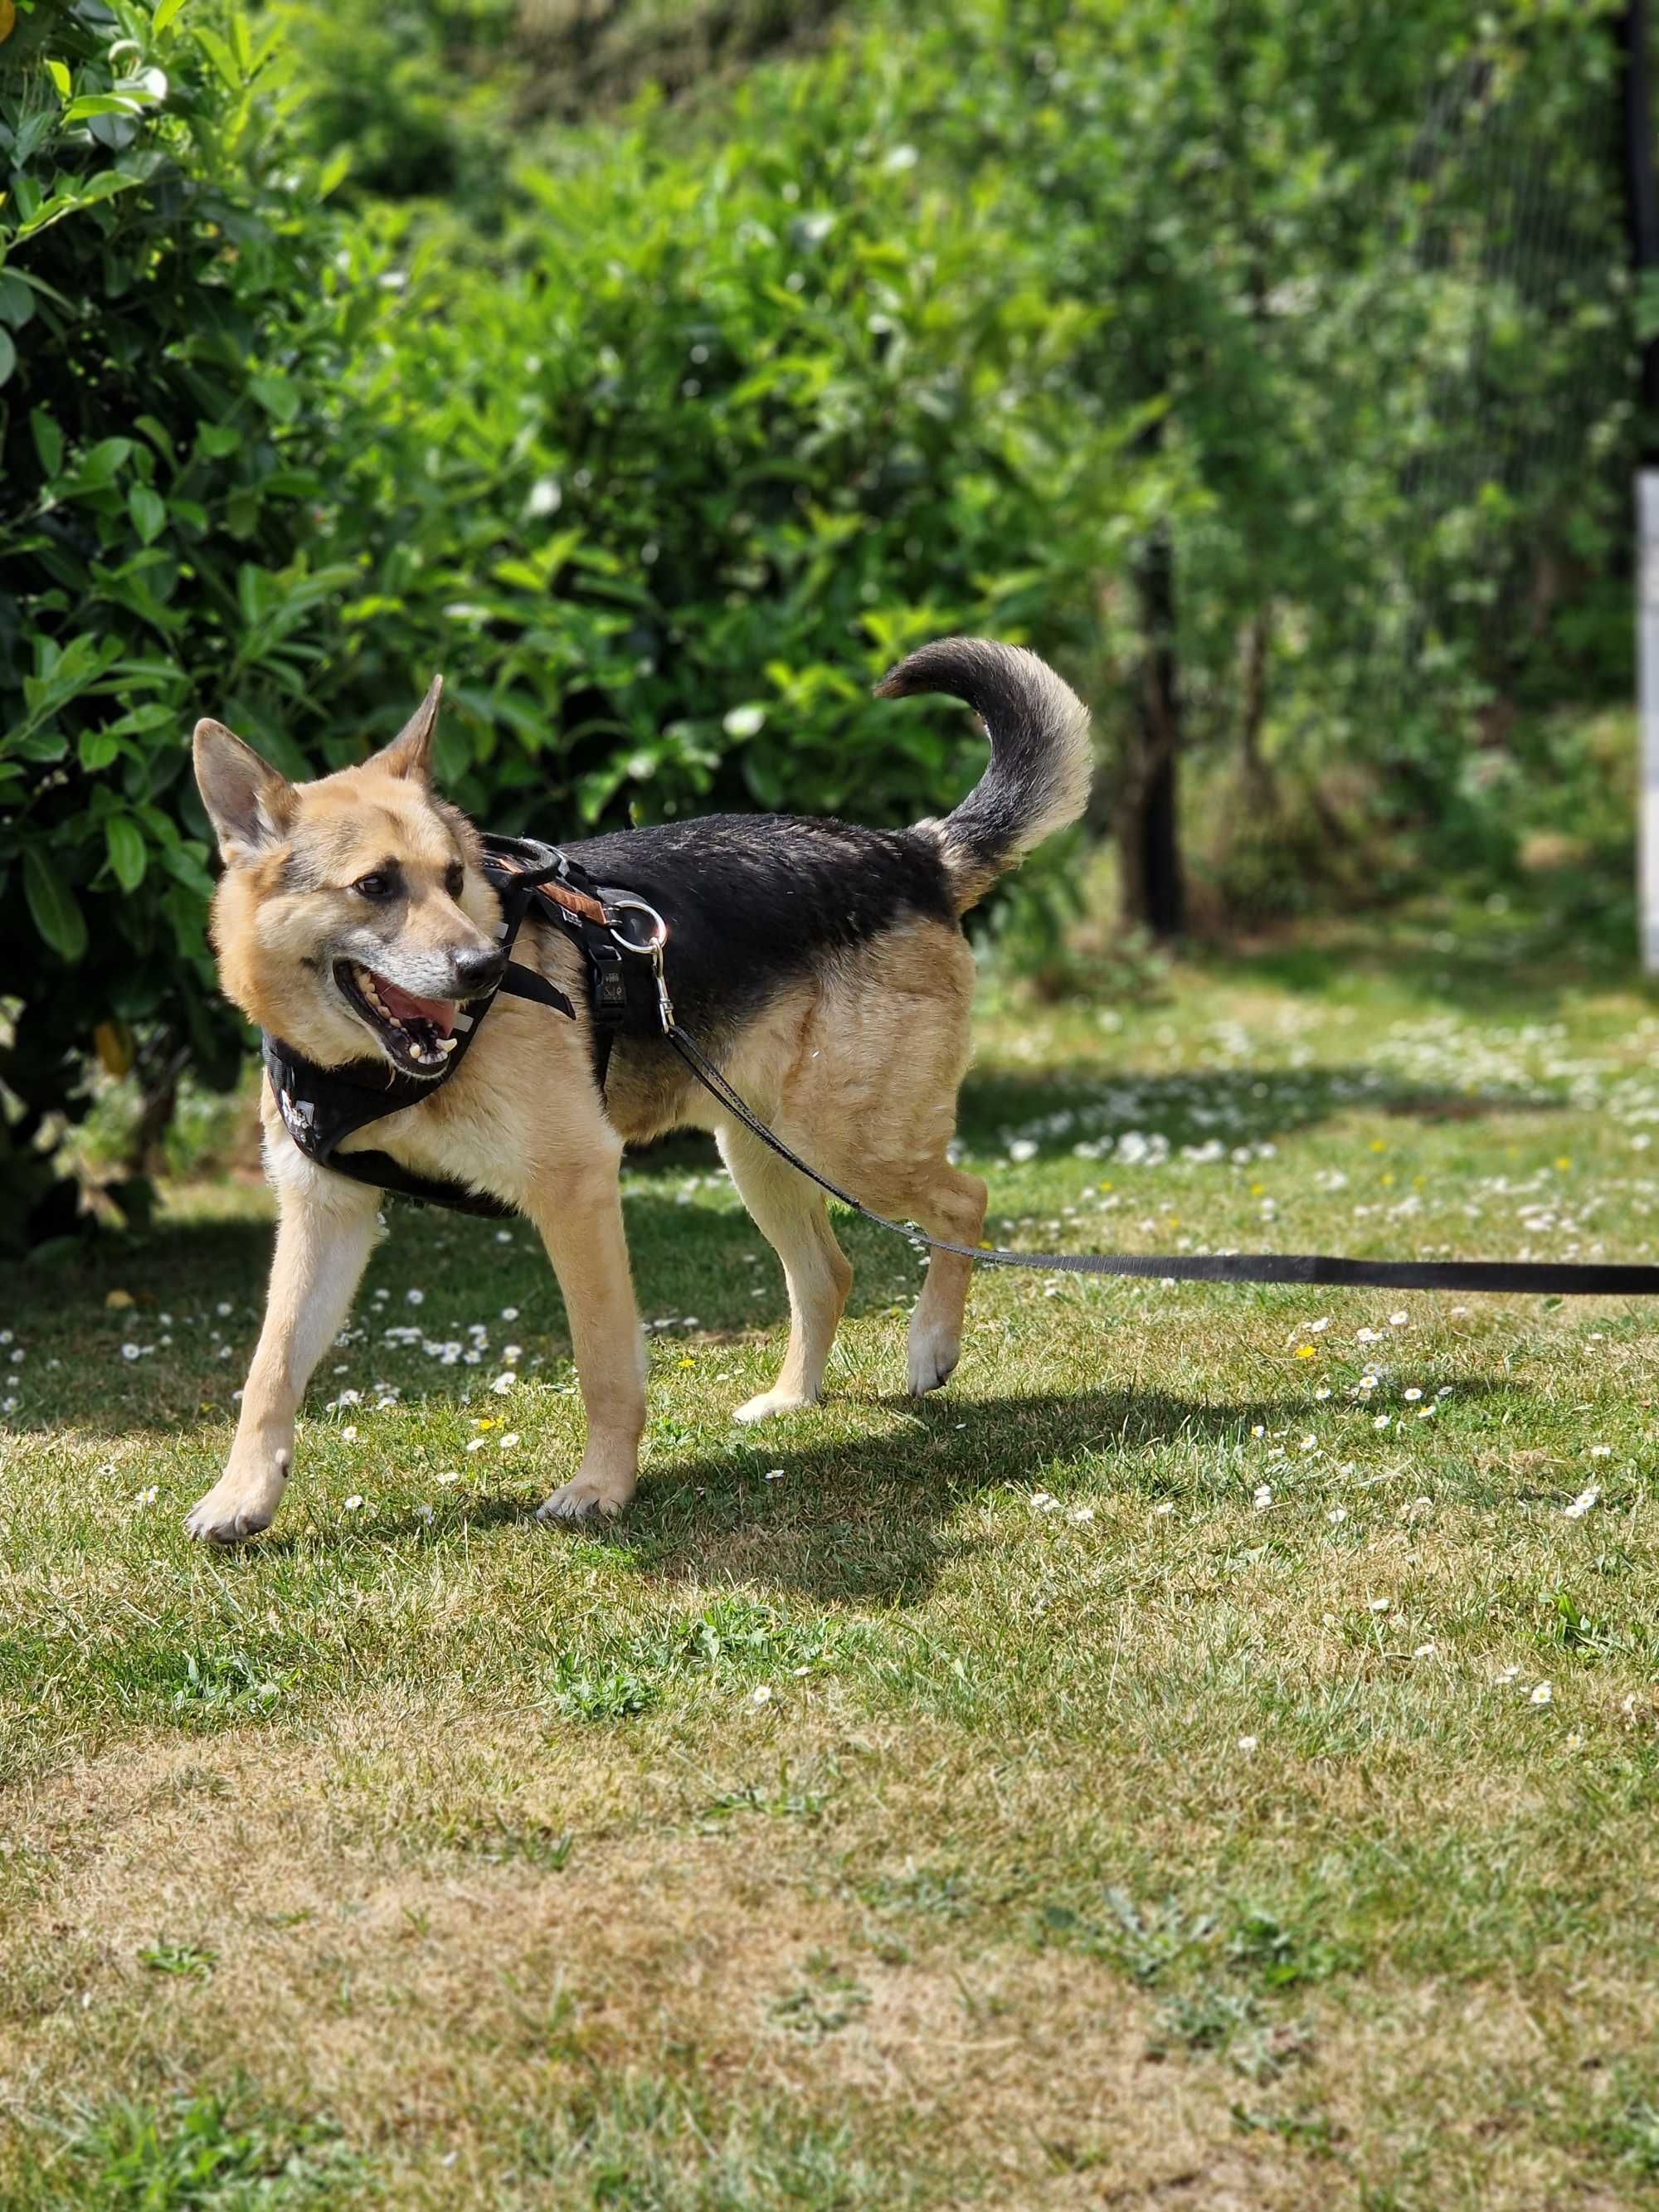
[1623,0,1659,968]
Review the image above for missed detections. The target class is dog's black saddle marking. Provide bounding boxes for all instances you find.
[557,814,953,1040]
[261,835,660,1218]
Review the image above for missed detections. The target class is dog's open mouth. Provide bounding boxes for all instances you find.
[335,962,460,1076]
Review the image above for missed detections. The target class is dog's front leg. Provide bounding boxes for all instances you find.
[528,1150,645,1522]
[185,1156,381,1544]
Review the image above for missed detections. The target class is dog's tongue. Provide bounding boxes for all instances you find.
[378,980,458,1036]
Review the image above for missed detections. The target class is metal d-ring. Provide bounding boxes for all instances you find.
[602,892,675,1032]
[603,892,669,955]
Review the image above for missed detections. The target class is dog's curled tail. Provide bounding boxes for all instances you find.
[876,637,1092,913]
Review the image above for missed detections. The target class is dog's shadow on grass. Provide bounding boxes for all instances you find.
[624,1389,1277,1606]
[351,1374,1518,1607]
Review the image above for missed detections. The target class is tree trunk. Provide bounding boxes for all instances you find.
[1118,524,1185,939]
[1238,609,1273,804]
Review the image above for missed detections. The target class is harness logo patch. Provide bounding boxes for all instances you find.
[279,1087,317,1137]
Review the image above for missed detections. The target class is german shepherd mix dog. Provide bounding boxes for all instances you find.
[187,639,1091,1539]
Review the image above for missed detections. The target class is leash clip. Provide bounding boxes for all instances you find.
[604,892,675,1033]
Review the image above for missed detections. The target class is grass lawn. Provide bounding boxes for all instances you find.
[4,897,1659,2209]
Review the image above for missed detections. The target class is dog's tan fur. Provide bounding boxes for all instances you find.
[186,651,1087,1539]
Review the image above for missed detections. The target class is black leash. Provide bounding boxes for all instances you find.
[664,1023,1659,1300]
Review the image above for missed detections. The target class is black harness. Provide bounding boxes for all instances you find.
[263,834,1659,1302]
[262,835,665,1218]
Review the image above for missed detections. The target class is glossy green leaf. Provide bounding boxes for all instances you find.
[23,850,88,962]
[63,94,142,123]
[71,437,133,489]
[105,815,148,892]
[79,728,122,771]
[29,416,64,484]
[128,484,167,544]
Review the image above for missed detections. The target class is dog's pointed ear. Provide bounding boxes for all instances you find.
[193,720,296,865]
[370,675,443,783]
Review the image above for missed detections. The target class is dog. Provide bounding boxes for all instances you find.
[185,639,1091,1539]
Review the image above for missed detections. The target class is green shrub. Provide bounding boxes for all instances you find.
[307,55,1107,833]
[0,0,359,1248]
[265,0,518,205]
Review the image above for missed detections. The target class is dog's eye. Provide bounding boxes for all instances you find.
[445,863,465,899]
[352,871,397,902]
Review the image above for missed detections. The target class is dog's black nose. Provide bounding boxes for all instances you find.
[452,945,507,997]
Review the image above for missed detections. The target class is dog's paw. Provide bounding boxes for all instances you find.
[184,1449,289,1544]
[537,1473,633,1524]
[906,1325,961,1397]
[732,1388,817,1425]
[183,1486,276,1544]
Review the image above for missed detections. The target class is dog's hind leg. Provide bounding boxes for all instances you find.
[718,1125,853,1423]
[184,1149,381,1543]
[901,1163,987,1396]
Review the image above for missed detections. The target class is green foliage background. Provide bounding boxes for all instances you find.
[0,0,1638,1247]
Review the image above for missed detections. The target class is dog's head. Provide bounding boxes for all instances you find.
[193,679,506,1078]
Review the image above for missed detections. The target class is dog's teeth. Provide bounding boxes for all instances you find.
[437,1036,458,1055]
